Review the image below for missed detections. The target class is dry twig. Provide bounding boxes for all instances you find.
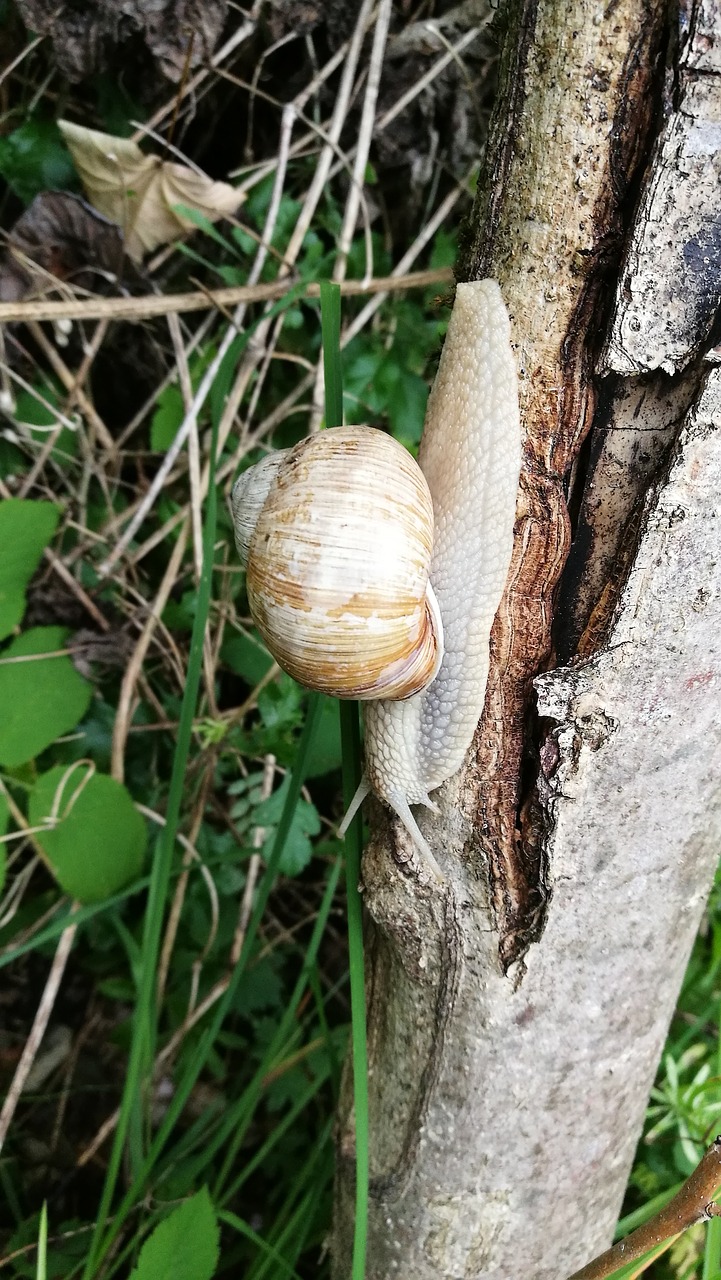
[567,1139,721,1280]
[0,267,452,325]
[110,519,190,782]
[0,915,79,1153]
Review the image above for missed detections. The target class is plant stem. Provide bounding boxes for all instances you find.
[321,279,369,1279]
[567,1138,721,1280]
[340,700,369,1280]
[83,408,221,1280]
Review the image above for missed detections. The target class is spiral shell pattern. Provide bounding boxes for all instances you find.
[233,427,443,700]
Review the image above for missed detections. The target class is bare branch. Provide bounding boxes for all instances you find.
[567,1138,721,1280]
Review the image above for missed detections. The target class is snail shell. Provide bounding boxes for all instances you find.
[231,281,521,880]
[232,426,444,700]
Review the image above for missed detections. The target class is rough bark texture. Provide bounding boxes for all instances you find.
[601,0,721,375]
[459,0,669,965]
[332,0,721,1277]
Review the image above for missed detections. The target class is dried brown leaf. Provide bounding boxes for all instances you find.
[58,121,244,262]
[0,192,129,303]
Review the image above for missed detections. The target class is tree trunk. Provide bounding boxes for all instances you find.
[332,0,721,1276]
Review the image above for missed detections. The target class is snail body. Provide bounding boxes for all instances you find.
[232,281,521,876]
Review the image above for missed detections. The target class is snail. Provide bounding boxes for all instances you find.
[231,427,444,701]
[231,280,521,877]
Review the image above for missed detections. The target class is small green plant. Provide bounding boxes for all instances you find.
[0,501,145,902]
[647,1047,721,1170]
[0,117,76,205]
[127,1189,219,1280]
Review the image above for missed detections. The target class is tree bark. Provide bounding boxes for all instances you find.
[332,1,721,1276]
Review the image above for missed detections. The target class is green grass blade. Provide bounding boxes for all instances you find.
[320,279,369,1280]
[308,963,342,1096]
[614,1184,680,1238]
[340,700,369,1280]
[86,279,361,1279]
[217,1211,303,1280]
[212,850,343,1196]
[35,1203,47,1280]
[602,1241,672,1277]
[221,1069,333,1204]
[247,1123,333,1280]
[249,1191,320,1280]
[83,423,221,1280]
[705,1226,721,1280]
[0,880,151,970]
[88,694,324,1273]
[320,281,343,428]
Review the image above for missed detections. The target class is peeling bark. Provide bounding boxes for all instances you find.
[557,364,700,656]
[332,1,721,1276]
[601,0,721,375]
[461,0,668,964]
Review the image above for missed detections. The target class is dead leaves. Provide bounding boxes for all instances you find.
[58,121,244,262]
[0,125,243,306]
[0,192,129,303]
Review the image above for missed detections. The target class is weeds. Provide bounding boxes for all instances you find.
[0,5,465,1274]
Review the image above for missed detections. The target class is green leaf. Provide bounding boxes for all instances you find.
[231,674,307,766]
[150,345,215,451]
[304,695,342,778]
[14,385,61,429]
[320,281,342,426]
[3,1212,87,1279]
[231,225,254,255]
[128,1188,219,1280]
[172,203,237,255]
[257,675,303,731]
[162,588,198,633]
[343,345,384,411]
[0,627,91,767]
[29,765,147,904]
[0,500,60,640]
[429,227,457,271]
[0,436,25,483]
[14,386,79,462]
[386,368,428,446]
[210,334,244,428]
[231,953,284,1017]
[256,777,320,876]
[150,384,184,451]
[0,118,77,205]
[221,631,274,685]
[96,977,137,1002]
[217,263,244,287]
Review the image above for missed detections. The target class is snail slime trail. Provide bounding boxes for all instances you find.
[232,281,521,878]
